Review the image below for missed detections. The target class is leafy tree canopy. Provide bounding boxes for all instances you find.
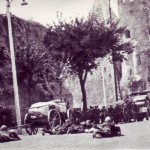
[44,17,134,111]
[44,18,133,76]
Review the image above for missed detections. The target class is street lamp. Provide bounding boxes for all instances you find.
[21,0,28,5]
[6,0,28,134]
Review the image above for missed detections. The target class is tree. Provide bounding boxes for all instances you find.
[0,45,13,97]
[15,22,66,105]
[44,17,133,112]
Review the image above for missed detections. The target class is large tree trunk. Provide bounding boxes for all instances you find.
[78,71,88,112]
[80,80,87,112]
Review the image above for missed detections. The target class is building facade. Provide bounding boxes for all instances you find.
[119,0,150,94]
[65,0,150,108]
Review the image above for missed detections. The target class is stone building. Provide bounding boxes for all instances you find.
[118,0,150,94]
[65,0,150,108]
[95,0,150,98]
[1,0,149,114]
[64,0,120,108]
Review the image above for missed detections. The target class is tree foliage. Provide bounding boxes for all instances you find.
[44,17,133,112]
[14,23,64,104]
[0,15,71,107]
[0,45,13,96]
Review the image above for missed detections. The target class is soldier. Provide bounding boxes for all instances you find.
[123,100,133,123]
[132,102,139,121]
[145,97,150,116]
[114,104,121,124]
[93,116,121,138]
[0,125,21,142]
[93,106,100,124]
[108,105,115,121]
[100,106,107,124]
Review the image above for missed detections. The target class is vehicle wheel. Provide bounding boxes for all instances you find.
[133,116,137,122]
[32,126,38,135]
[67,108,73,119]
[24,113,38,135]
[25,125,38,135]
[118,132,121,136]
[24,113,32,135]
[146,115,149,120]
[137,117,143,121]
[24,113,31,124]
[48,109,62,130]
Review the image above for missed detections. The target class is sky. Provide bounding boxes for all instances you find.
[0,0,118,26]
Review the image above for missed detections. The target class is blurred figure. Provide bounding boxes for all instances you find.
[145,97,150,116]
[123,100,133,123]
[93,106,100,124]
[114,104,122,124]
[108,105,115,121]
[93,117,121,138]
[0,125,21,142]
[100,106,107,123]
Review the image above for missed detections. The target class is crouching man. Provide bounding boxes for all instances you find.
[93,116,121,138]
[0,125,21,142]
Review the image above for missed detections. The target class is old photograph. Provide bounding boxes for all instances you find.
[0,0,150,149]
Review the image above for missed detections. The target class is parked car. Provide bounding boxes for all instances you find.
[130,91,150,121]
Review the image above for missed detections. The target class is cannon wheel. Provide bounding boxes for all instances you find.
[48,109,62,130]
[24,113,38,135]
[67,108,73,119]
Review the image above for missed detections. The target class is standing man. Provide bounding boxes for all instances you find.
[100,106,107,124]
[114,104,121,124]
[108,105,115,121]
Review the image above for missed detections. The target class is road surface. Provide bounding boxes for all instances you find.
[1,120,150,150]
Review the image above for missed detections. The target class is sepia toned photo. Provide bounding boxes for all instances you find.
[0,0,150,149]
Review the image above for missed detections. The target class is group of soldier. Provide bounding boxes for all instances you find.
[70,105,123,125]
[69,100,148,125]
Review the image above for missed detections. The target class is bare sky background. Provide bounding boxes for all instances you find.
[0,0,118,26]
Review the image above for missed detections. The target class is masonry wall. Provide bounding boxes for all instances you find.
[118,0,150,92]
[64,0,121,108]
[64,57,116,108]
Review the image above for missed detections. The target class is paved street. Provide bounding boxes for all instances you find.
[1,120,150,150]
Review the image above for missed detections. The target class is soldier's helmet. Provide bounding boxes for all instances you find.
[105,116,111,123]
[0,125,8,131]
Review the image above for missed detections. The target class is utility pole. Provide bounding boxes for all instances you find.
[101,58,107,106]
[108,0,112,21]
[108,0,118,101]
[6,0,28,134]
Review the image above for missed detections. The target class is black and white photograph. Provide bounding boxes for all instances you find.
[0,0,150,149]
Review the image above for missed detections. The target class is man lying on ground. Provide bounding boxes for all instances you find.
[42,119,85,135]
[0,125,21,142]
[93,116,121,138]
